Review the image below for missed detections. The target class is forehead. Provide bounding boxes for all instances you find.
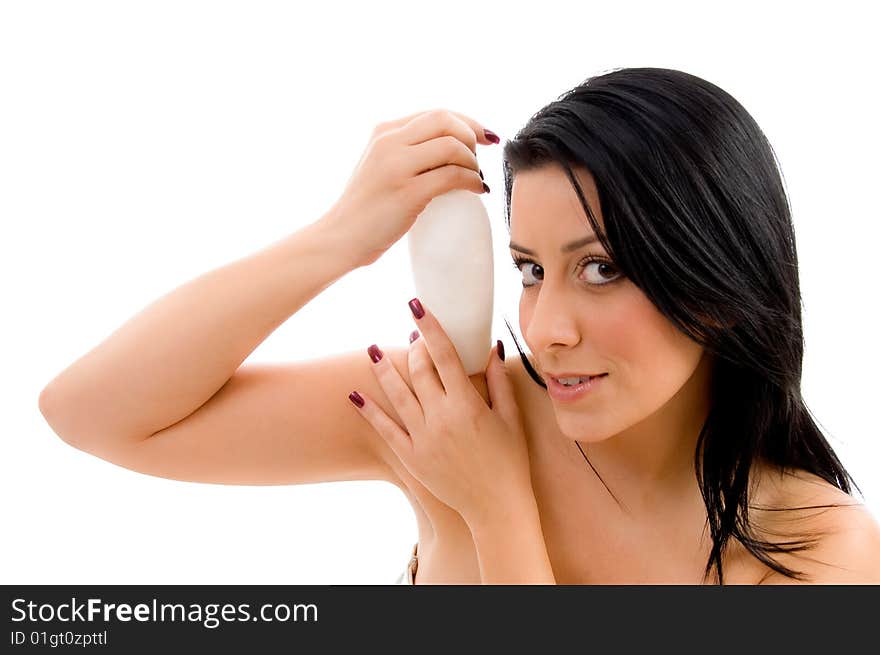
[510,164,604,236]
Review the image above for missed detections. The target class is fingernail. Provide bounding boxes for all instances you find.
[479,168,484,180]
[349,391,364,408]
[409,330,420,343]
[367,344,383,363]
[482,182,491,193]
[497,339,505,361]
[408,298,425,319]
[484,128,500,144]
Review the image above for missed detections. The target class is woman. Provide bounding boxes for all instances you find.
[39,67,880,584]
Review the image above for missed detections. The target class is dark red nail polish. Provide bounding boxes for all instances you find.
[497,339,505,361]
[367,344,383,363]
[484,128,500,144]
[479,168,484,180]
[408,298,424,319]
[349,391,364,408]
[409,330,420,343]
[482,182,490,193]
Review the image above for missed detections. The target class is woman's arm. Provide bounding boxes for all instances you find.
[38,208,363,451]
[39,107,495,483]
[467,493,557,585]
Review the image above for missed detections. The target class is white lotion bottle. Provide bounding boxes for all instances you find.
[407,189,494,376]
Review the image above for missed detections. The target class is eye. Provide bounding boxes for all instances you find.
[511,255,623,288]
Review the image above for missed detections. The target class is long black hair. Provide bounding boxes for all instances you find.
[500,67,862,584]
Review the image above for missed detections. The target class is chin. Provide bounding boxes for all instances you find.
[552,413,614,443]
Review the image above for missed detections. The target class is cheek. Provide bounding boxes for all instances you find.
[613,291,703,394]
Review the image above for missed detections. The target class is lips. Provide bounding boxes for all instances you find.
[547,372,607,401]
[548,373,607,381]
[551,374,607,388]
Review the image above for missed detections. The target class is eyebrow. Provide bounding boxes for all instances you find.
[508,234,600,255]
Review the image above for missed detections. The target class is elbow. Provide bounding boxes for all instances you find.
[38,382,86,449]
[38,382,148,453]
[38,383,71,444]
[38,382,58,420]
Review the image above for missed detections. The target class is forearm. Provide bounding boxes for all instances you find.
[39,209,362,449]
[467,495,557,585]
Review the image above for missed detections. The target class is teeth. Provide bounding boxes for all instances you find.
[558,376,590,386]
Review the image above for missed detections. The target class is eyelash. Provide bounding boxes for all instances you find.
[511,254,623,289]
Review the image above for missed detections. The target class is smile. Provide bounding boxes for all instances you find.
[547,374,607,402]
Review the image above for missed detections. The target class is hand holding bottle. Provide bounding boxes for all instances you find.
[326,109,497,267]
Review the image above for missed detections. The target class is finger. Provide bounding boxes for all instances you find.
[407,137,481,182]
[366,344,425,431]
[486,340,520,425]
[379,108,498,148]
[348,388,413,461]
[407,298,471,398]
[393,110,487,196]
[410,158,487,201]
[407,330,444,412]
[401,110,479,161]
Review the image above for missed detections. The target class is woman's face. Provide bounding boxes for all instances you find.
[510,164,707,443]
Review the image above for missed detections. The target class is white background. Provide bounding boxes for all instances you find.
[2,0,877,584]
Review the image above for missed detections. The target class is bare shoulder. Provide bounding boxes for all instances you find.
[753,467,880,584]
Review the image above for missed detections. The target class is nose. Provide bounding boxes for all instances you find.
[523,280,582,353]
